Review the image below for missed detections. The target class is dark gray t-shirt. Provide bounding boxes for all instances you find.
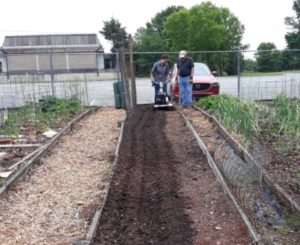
[177,57,194,77]
[151,61,169,83]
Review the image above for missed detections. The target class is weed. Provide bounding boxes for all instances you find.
[103,163,112,176]
[0,96,83,137]
[0,179,5,187]
[197,95,260,140]
[285,213,300,230]
[276,226,290,235]
[107,152,115,163]
[197,94,300,148]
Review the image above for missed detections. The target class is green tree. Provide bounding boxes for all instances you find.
[243,58,257,72]
[146,6,184,36]
[100,17,128,52]
[164,2,245,75]
[164,2,244,51]
[134,6,184,51]
[133,27,169,74]
[285,0,300,69]
[255,43,282,72]
[133,6,183,74]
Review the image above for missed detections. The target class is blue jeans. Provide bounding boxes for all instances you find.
[179,76,192,106]
[154,82,167,99]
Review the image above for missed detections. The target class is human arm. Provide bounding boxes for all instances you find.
[150,62,156,84]
[175,61,179,84]
[190,59,194,84]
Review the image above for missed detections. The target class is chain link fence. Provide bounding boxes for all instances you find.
[1,49,300,110]
[1,48,299,136]
[0,53,119,109]
[131,49,300,104]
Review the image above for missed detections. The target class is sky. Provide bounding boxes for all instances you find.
[0,0,296,53]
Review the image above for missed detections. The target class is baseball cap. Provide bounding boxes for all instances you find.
[179,50,187,58]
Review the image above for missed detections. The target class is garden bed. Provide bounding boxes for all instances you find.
[0,96,85,186]
[196,95,300,208]
[189,95,300,243]
[0,108,124,244]
[94,105,252,244]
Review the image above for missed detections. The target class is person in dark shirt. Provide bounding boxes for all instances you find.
[175,50,194,107]
[151,54,170,99]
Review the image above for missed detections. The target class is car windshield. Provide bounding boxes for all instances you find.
[194,64,211,75]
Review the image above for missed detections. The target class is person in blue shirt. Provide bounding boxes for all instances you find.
[175,50,194,107]
[150,54,170,99]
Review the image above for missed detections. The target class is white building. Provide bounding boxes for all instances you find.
[0,34,105,76]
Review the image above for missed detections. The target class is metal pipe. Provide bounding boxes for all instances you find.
[237,51,241,98]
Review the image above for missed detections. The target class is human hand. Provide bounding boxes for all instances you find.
[189,76,193,84]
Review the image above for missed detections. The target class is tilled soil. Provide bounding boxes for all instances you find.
[95,105,251,245]
[262,139,300,205]
[0,108,124,245]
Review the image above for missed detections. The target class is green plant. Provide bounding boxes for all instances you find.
[285,213,300,230]
[197,94,300,147]
[197,95,261,139]
[276,226,290,235]
[270,95,300,137]
[0,97,83,137]
[102,163,112,176]
[0,179,5,187]
[107,152,115,163]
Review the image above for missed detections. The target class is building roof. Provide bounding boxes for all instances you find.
[2,34,103,53]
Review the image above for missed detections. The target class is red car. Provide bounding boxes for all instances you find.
[170,62,220,101]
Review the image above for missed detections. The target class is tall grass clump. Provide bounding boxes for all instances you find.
[270,94,300,138]
[0,96,83,136]
[197,95,261,139]
[197,94,300,147]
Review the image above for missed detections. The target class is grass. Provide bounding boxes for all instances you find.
[296,172,300,184]
[241,70,300,77]
[102,163,112,176]
[107,152,115,163]
[270,95,300,137]
[197,94,300,145]
[241,71,284,77]
[197,95,261,141]
[0,96,83,137]
[285,213,300,230]
[0,179,5,187]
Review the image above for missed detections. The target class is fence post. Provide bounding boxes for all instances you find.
[96,53,99,77]
[116,53,121,81]
[237,50,241,98]
[49,53,55,96]
[118,48,132,117]
[128,35,137,109]
[84,74,89,106]
[5,54,9,80]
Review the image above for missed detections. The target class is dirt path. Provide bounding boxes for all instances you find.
[0,108,125,245]
[95,105,251,244]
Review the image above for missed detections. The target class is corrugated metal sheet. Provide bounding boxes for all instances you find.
[1,34,105,74]
[1,34,103,54]
[68,54,96,69]
[38,54,51,70]
[3,34,100,47]
[52,54,67,70]
[7,55,36,71]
